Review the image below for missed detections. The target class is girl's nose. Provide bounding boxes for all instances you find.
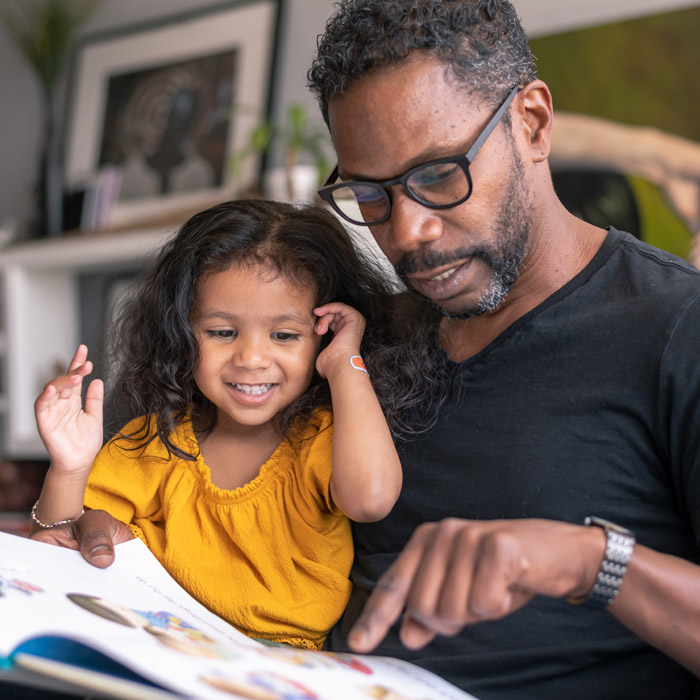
[234,336,272,370]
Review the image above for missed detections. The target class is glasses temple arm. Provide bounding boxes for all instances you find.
[464,85,521,163]
[322,165,339,187]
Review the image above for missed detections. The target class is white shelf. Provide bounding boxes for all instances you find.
[0,226,176,270]
[0,225,175,459]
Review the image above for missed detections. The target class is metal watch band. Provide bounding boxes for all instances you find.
[568,516,636,607]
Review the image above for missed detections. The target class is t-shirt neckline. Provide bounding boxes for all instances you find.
[451,226,623,368]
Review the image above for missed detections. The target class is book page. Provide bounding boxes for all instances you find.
[0,532,477,700]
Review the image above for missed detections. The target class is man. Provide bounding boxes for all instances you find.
[306,1,700,698]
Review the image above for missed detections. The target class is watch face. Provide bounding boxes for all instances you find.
[585,516,635,537]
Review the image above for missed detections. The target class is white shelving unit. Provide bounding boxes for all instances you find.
[0,226,176,458]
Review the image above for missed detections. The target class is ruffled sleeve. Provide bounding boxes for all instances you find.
[286,408,342,521]
[84,416,172,527]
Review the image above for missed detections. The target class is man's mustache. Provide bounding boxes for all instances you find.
[396,246,496,277]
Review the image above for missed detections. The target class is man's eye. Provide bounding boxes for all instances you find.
[410,163,459,188]
[207,330,236,340]
[272,332,300,342]
[350,184,385,204]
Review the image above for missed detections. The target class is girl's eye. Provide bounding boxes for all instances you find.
[207,329,236,340]
[272,332,300,342]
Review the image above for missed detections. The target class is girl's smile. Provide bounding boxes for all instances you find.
[228,382,275,404]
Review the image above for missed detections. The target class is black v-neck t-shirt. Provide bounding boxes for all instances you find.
[330,229,700,699]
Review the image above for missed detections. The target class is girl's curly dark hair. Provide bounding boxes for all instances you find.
[105,199,450,459]
[308,0,537,124]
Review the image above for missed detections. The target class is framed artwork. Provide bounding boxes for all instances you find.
[529,4,700,261]
[64,0,282,230]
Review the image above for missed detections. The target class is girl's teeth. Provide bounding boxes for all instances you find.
[232,383,273,395]
[432,267,457,282]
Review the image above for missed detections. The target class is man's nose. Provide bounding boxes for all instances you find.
[382,189,443,257]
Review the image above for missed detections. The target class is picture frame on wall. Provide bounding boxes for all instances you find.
[64,0,282,231]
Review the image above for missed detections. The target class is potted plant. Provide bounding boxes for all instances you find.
[0,0,101,237]
[232,102,334,203]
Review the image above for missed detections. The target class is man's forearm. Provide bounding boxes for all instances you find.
[610,544,700,677]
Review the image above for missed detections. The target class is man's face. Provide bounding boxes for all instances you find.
[327,55,534,319]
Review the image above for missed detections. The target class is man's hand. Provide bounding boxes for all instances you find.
[347,518,606,652]
[30,509,134,569]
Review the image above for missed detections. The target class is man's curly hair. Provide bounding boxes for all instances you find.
[308,0,537,124]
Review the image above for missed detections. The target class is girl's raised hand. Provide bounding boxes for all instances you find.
[34,344,104,476]
[314,302,366,378]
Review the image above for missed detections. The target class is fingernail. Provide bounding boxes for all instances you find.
[90,544,112,558]
[348,627,366,648]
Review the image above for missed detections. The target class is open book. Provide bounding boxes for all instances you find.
[0,532,477,700]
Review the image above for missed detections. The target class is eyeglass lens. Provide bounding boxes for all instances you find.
[407,162,470,205]
[329,161,471,225]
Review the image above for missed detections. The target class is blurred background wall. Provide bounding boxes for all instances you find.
[0,0,698,238]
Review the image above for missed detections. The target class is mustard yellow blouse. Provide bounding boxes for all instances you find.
[84,409,352,650]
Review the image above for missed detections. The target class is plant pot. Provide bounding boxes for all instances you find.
[263,165,319,204]
[35,89,64,238]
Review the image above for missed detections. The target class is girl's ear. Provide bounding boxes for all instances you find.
[515,79,553,164]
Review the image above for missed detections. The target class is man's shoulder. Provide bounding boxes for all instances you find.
[611,228,700,277]
[604,227,700,300]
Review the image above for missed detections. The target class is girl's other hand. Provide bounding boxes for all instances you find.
[34,344,104,475]
[314,302,366,378]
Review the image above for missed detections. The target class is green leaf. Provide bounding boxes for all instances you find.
[0,0,102,90]
[229,100,335,184]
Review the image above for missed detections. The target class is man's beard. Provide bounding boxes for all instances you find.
[395,159,533,320]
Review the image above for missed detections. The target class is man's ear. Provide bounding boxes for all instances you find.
[515,80,553,163]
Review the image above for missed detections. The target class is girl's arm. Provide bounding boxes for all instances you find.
[31,345,104,534]
[315,303,402,522]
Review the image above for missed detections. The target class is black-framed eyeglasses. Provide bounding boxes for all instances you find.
[318,85,521,226]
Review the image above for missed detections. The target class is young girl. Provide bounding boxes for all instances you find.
[31,200,447,650]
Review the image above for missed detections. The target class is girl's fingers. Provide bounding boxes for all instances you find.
[314,302,346,314]
[84,379,104,419]
[314,311,337,335]
[42,355,92,400]
[56,374,84,398]
[35,384,57,411]
[37,374,83,408]
[65,347,93,383]
[315,303,356,327]
[76,360,92,376]
[67,359,92,380]
[48,374,79,391]
[315,303,353,319]
[315,316,329,335]
[67,345,89,372]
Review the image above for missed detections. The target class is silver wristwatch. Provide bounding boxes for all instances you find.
[568,516,636,607]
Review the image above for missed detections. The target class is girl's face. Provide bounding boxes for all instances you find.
[190,263,321,434]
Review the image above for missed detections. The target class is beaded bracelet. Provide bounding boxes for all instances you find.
[30,500,84,529]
